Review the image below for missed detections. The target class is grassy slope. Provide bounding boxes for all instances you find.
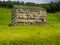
[0,7,60,45]
[0,8,11,25]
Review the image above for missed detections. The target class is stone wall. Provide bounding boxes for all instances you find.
[11,5,46,25]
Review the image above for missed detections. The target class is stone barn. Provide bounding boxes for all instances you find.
[11,5,46,25]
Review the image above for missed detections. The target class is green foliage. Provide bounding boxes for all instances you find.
[0,1,60,12]
[25,2,36,6]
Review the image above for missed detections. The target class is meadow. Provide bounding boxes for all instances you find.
[0,7,60,45]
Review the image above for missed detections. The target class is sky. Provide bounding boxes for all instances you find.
[0,0,60,4]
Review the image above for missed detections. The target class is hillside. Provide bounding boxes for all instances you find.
[0,7,60,45]
[0,8,11,25]
[0,8,60,25]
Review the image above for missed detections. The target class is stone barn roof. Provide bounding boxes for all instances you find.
[13,5,46,11]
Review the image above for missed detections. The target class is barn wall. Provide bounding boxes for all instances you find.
[11,6,46,25]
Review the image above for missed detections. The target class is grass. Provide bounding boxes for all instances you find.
[0,7,60,45]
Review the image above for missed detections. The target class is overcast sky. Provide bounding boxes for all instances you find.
[0,0,60,4]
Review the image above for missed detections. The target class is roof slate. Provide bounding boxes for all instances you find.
[13,5,46,11]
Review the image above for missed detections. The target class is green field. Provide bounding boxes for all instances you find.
[0,7,60,45]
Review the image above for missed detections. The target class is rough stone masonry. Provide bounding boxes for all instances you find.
[11,5,46,25]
